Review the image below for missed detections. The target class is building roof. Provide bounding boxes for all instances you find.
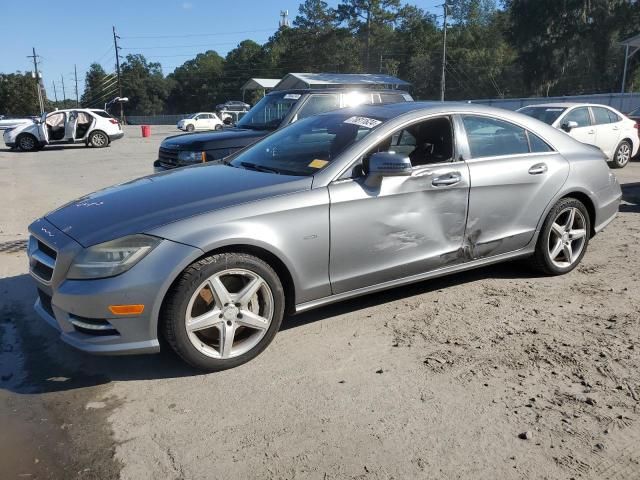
[621,33,640,47]
[241,78,281,91]
[273,73,410,91]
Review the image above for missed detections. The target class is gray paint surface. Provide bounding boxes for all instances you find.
[28,102,622,354]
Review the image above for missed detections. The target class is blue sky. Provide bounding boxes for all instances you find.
[0,0,442,99]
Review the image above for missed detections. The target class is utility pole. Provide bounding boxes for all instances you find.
[440,2,448,102]
[27,47,44,114]
[74,64,79,107]
[52,81,58,104]
[61,74,66,103]
[113,26,124,122]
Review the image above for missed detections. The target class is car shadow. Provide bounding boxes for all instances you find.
[0,260,540,394]
[0,145,90,154]
[620,182,640,213]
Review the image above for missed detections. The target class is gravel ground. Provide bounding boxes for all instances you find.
[0,125,639,479]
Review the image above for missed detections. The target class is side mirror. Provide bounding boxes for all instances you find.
[366,152,412,177]
[561,120,578,132]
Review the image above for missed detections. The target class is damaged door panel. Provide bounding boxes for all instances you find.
[328,161,470,294]
[459,115,570,259]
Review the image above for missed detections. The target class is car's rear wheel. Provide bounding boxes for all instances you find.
[17,133,38,152]
[162,253,285,371]
[215,124,222,131]
[88,130,109,148]
[531,197,590,275]
[609,140,631,169]
[186,124,195,132]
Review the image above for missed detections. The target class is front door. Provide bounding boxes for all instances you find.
[591,106,621,158]
[559,106,596,147]
[328,116,470,294]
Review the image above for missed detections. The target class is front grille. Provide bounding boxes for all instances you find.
[158,147,180,169]
[29,236,57,283]
[69,315,119,336]
[37,289,54,317]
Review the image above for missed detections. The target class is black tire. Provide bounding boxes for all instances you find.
[161,252,285,371]
[531,197,591,275]
[608,140,632,169]
[88,130,109,148]
[16,133,39,152]
[215,124,223,131]
[186,124,195,132]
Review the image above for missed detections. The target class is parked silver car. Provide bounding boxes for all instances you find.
[28,102,621,371]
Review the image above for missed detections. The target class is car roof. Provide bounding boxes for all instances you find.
[267,88,411,96]
[522,103,617,109]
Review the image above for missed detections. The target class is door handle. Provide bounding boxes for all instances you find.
[588,130,595,134]
[528,163,548,175]
[432,172,461,186]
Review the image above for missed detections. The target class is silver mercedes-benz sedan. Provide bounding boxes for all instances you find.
[28,102,621,371]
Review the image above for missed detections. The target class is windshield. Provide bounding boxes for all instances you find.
[229,112,383,176]
[236,93,299,130]
[518,106,567,125]
[186,113,199,119]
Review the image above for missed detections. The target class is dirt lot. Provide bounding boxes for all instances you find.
[1,125,639,480]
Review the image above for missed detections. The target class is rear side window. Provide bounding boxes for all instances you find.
[527,132,553,153]
[296,94,340,120]
[592,107,612,125]
[462,116,529,158]
[607,109,621,123]
[563,107,591,127]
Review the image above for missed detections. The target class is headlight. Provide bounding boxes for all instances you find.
[67,234,162,280]
[177,150,206,163]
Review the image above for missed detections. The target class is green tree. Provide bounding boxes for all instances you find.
[166,51,225,113]
[0,72,40,115]
[81,63,115,108]
[120,54,168,115]
[336,0,401,71]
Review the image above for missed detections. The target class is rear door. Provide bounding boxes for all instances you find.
[591,106,620,158]
[460,114,569,258]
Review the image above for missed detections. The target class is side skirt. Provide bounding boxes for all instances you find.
[294,247,535,314]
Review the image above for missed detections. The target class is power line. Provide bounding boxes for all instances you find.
[120,27,276,39]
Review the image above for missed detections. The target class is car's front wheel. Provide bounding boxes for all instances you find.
[17,133,39,152]
[161,252,285,371]
[88,130,109,148]
[531,197,590,275]
[609,140,632,169]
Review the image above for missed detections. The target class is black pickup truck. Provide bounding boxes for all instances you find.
[153,88,413,171]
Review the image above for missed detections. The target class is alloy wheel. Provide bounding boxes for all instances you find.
[19,136,35,150]
[547,207,587,268]
[616,143,631,167]
[184,268,274,359]
[92,132,107,147]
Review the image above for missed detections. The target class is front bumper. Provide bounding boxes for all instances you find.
[28,218,202,355]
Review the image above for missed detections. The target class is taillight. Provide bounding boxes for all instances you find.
[109,119,119,125]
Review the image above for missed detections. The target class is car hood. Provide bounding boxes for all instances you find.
[45,164,312,247]
[162,127,271,150]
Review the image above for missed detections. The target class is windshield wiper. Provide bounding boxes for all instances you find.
[240,162,281,174]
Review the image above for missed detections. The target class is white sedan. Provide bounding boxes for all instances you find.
[518,103,639,168]
[177,112,223,132]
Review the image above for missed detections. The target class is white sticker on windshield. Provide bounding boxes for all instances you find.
[344,116,382,128]
[284,93,301,100]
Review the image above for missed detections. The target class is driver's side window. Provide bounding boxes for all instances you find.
[349,116,455,177]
